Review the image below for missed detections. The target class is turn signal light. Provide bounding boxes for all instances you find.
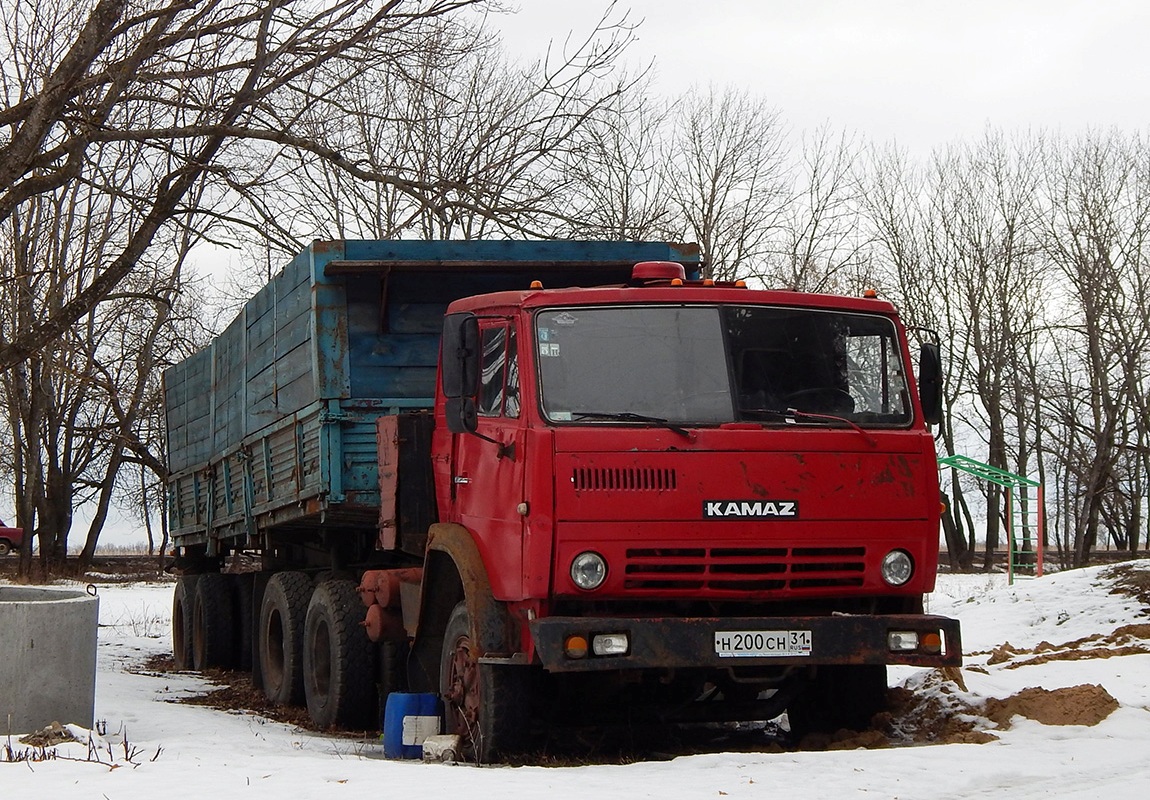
[921,632,943,654]
[564,635,589,659]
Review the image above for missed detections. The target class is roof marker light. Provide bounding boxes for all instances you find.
[632,261,686,282]
[735,279,747,288]
[530,280,544,289]
[864,288,879,298]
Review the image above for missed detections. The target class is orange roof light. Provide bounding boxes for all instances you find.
[863,288,878,298]
[530,280,544,289]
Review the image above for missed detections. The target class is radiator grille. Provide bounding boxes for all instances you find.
[572,467,677,492]
[624,546,866,592]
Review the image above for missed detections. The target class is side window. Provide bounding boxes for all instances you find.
[505,327,519,418]
[477,324,519,418]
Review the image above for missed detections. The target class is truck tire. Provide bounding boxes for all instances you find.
[440,602,528,763]
[302,579,378,729]
[192,572,237,669]
[172,574,200,669]
[0,540,11,556]
[259,571,313,706]
[786,664,888,740]
[233,573,256,671]
[379,640,409,714]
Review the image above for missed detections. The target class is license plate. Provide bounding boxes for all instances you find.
[714,630,813,658]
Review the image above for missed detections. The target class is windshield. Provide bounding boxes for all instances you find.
[536,305,912,427]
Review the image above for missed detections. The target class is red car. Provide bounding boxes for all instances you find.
[0,519,23,556]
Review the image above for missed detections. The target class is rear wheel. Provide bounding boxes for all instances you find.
[0,540,11,556]
[439,602,528,763]
[302,579,378,729]
[258,571,313,706]
[786,664,888,740]
[192,572,237,669]
[232,573,256,671]
[172,574,200,669]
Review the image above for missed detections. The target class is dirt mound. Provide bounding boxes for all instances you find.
[1104,562,1150,608]
[982,684,1118,728]
[980,623,1150,669]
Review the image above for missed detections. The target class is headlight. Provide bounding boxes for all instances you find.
[881,550,914,586]
[570,551,608,590]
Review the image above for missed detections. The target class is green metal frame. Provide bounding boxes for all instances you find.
[938,454,1045,583]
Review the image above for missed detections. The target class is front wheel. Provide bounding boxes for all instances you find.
[439,602,529,763]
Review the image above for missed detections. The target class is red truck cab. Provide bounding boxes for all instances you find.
[424,261,958,756]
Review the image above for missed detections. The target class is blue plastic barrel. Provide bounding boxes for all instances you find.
[382,692,442,759]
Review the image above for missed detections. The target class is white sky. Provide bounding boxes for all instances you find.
[494,0,1150,157]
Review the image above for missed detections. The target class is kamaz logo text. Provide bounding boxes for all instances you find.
[703,500,799,519]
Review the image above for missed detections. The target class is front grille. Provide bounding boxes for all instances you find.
[624,546,866,592]
[572,467,677,492]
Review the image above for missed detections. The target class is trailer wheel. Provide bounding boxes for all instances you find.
[172,575,200,669]
[192,572,237,669]
[233,573,256,672]
[440,602,528,763]
[786,664,888,740]
[259,571,313,706]
[302,579,378,729]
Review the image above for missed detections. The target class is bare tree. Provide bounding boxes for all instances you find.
[557,75,676,241]
[0,0,488,372]
[758,124,869,292]
[217,3,644,256]
[1037,131,1150,566]
[662,86,789,280]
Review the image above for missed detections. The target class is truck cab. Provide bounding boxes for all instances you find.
[427,261,956,755]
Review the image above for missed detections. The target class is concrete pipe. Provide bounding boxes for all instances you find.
[0,585,99,734]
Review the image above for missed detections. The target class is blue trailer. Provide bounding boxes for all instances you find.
[165,239,699,555]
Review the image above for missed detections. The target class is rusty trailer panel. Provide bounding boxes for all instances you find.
[529,613,962,672]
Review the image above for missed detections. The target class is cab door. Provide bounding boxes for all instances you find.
[449,319,527,599]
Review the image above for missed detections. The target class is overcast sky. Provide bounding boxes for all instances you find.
[495,0,1150,157]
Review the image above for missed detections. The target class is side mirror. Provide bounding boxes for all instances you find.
[442,313,479,434]
[918,342,944,426]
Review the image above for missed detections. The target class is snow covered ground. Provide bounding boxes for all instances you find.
[4,564,1150,799]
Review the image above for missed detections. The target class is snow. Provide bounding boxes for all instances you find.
[5,566,1150,798]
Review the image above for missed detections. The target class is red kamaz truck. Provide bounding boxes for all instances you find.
[165,239,959,761]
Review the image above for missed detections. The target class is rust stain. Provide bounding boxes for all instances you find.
[738,461,769,497]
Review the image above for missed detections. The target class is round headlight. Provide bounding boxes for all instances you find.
[881,550,914,586]
[570,551,608,591]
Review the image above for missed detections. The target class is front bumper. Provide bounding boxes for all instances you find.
[530,613,961,673]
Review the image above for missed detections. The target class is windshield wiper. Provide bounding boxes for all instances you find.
[782,407,877,447]
[570,411,692,438]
